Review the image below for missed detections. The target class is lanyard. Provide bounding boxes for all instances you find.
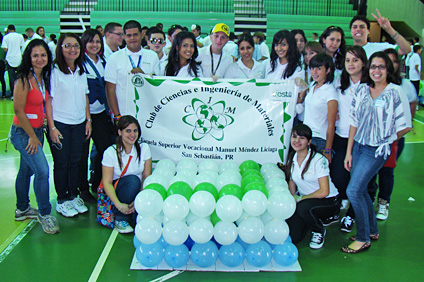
[84,54,104,81]
[210,47,222,75]
[128,54,142,69]
[31,69,45,101]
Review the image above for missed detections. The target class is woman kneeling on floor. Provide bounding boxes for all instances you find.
[286,124,340,249]
[101,115,152,233]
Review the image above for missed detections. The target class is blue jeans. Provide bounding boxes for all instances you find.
[346,142,388,242]
[113,175,141,222]
[48,121,85,203]
[9,125,51,215]
[312,137,326,153]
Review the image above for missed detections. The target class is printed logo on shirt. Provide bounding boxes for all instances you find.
[131,75,144,87]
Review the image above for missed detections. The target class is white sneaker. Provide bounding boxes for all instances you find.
[376,199,389,220]
[56,201,78,217]
[115,221,134,234]
[71,196,88,214]
[341,199,349,210]
[309,230,326,249]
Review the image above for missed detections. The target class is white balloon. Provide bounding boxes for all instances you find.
[193,173,216,187]
[266,177,287,190]
[137,213,163,224]
[189,191,216,218]
[185,211,199,226]
[198,160,219,172]
[216,195,243,222]
[268,187,291,197]
[135,218,162,244]
[169,174,193,188]
[213,221,238,245]
[189,218,214,243]
[163,194,190,221]
[163,221,189,246]
[238,216,265,244]
[235,211,249,226]
[260,162,279,176]
[156,159,176,175]
[216,171,241,190]
[264,219,289,244]
[242,190,268,216]
[218,161,239,174]
[260,210,274,224]
[176,159,198,172]
[143,174,170,189]
[264,168,285,182]
[198,169,219,179]
[267,193,296,220]
[134,189,163,218]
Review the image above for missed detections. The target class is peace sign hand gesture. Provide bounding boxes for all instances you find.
[371,9,393,32]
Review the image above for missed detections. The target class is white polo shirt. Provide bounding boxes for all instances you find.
[409,53,421,81]
[102,143,151,181]
[50,66,89,125]
[158,52,168,76]
[197,45,233,78]
[224,59,265,79]
[1,32,24,67]
[362,42,396,58]
[303,82,338,140]
[291,149,338,198]
[264,60,304,81]
[174,64,203,78]
[104,47,160,116]
[334,78,360,138]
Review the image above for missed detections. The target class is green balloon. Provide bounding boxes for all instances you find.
[144,183,167,200]
[219,184,244,200]
[244,182,268,198]
[210,210,221,226]
[194,182,219,201]
[242,169,262,178]
[241,174,264,190]
[239,160,260,174]
[167,181,193,201]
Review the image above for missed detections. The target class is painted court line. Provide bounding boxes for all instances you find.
[0,220,37,263]
[150,270,184,282]
[88,229,119,282]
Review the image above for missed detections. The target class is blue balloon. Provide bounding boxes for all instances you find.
[236,236,249,250]
[133,235,142,249]
[245,241,272,267]
[164,244,190,268]
[219,242,245,267]
[136,242,164,267]
[273,242,298,267]
[191,241,219,268]
[285,235,292,243]
[184,236,195,250]
[158,235,169,248]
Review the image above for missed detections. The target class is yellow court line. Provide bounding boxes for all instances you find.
[88,229,119,282]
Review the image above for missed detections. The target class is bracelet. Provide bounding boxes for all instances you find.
[391,31,399,40]
[113,114,121,122]
[322,148,332,154]
[298,95,304,100]
[86,118,92,122]
[50,127,56,131]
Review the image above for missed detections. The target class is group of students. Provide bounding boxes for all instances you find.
[9,10,419,253]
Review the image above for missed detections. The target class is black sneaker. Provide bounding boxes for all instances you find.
[310,230,326,249]
[322,215,340,227]
[340,216,354,233]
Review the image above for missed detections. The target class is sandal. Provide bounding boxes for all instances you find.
[350,234,380,241]
[341,241,371,254]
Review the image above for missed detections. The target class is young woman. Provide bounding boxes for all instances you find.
[265,29,304,81]
[224,34,265,79]
[165,31,202,78]
[291,29,307,65]
[331,46,367,232]
[47,33,91,218]
[301,53,338,163]
[78,29,115,203]
[102,115,152,233]
[303,41,323,82]
[286,124,340,249]
[342,52,411,253]
[319,26,346,73]
[9,39,59,234]
[48,34,57,60]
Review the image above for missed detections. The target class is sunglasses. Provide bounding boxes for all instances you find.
[150,38,165,44]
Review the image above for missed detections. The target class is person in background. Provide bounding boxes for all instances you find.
[409,45,421,97]
[103,22,124,60]
[47,34,57,60]
[253,32,270,61]
[303,41,323,82]
[223,32,237,58]
[164,24,183,55]
[9,39,59,234]
[140,26,149,48]
[319,26,346,73]
[0,32,6,98]
[146,27,167,75]
[2,24,24,99]
[191,24,204,48]
[25,28,42,41]
[95,25,104,37]
[311,32,319,42]
[36,27,49,44]
[102,115,152,233]
[291,29,307,66]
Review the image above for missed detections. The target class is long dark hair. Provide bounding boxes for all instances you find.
[166,31,200,77]
[309,52,335,85]
[269,30,301,79]
[383,48,401,85]
[319,26,346,70]
[16,39,52,93]
[339,45,367,94]
[285,124,317,181]
[81,28,105,59]
[115,115,142,169]
[366,51,396,88]
[55,33,84,75]
[238,33,255,49]
[291,29,307,54]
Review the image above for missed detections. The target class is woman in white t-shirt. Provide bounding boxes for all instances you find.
[285,124,340,249]
[165,31,202,78]
[319,26,346,75]
[102,115,152,233]
[224,34,265,79]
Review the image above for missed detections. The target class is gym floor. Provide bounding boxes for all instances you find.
[0,98,423,281]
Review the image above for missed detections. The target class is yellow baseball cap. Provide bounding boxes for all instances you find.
[212,23,229,37]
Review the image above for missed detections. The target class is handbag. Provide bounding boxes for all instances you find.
[96,155,133,228]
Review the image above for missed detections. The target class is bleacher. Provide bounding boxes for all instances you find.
[0,11,61,35]
[0,0,69,11]
[264,0,356,17]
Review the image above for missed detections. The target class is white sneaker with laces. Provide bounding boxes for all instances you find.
[56,201,78,217]
[115,221,134,234]
[71,196,88,214]
[309,230,326,249]
[341,199,349,210]
[376,200,389,220]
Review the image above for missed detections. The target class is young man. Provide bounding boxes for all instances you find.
[96,25,104,37]
[409,45,422,96]
[1,24,24,98]
[25,28,42,40]
[197,23,232,79]
[253,31,270,61]
[350,10,410,58]
[164,24,183,55]
[191,24,204,48]
[146,27,167,75]
[104,20,160,118]
[103,22,123,60]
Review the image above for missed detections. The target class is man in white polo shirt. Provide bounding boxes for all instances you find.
[103,22,123,60]
[105,20,160,119]
[197,23,233,79]
[1,24,24,98]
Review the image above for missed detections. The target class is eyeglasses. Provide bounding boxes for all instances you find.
[370,65,386,70]
[150,38,165,44]
[110,32,124,37]
[62,44,80,50]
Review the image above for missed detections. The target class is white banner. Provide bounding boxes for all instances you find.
[128,75,298,165]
